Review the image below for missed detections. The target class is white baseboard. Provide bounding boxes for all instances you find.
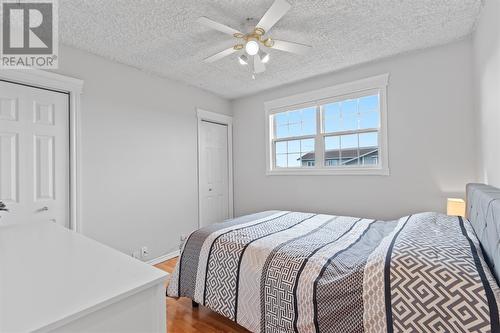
[147,250,180,265]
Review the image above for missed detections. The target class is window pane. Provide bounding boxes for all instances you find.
[359,95,379,113]
[340,134,358,149]
[272,107,317,139]
[276,125,288,139]
[276,141,287,154]
[274,112,288,127]
[340,134,359,165]
[288,123,301,137]
[342,113,358,131]
[274,138,315,168]
[302,107,316,120]
[288,154,301,167]
[361,149,379,165]
[324,136,340,166]
[359,111,379,129]
[359,132,379,166]
[342,99,357,115]
[302,120,316,136]
[301,139,314,153]
[322,94,380,133]
[288,110,301,123]
[300,139,315,167]
[325,136,340,150]
[302,107,316,136]
[324,133,380,167]
[276,154,287,168]
[323,103,341,133]
[288,140,301,153]
[359,132,378,148]
[302,107,316,121]
[341,99,356,130]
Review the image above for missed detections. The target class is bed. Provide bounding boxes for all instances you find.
[167,184,500,332]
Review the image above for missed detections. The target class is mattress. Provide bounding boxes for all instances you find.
[167,211,500,333]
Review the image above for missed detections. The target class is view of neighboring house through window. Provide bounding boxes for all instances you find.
[269,89,383,172]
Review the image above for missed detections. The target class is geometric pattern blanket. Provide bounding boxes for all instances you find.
[167,211,500,333]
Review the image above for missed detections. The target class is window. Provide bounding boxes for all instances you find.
[265,74,389,175]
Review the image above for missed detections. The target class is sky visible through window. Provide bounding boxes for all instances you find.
[323,95,379,134]
[275,106,316,139]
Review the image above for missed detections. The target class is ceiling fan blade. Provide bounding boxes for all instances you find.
[256,0,291,33]
[197,16,242,36]
[203,47,237,63]
[253,54,266,73]
[271,40,312,55]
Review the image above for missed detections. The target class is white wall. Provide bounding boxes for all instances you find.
[53,45,231,260]
[232,39,478,221]
[473,0,500,188]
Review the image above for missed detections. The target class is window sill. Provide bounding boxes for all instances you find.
[265,167,390,176]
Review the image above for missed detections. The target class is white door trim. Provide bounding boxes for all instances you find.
[0,69,84,232]
[196,108,233,228]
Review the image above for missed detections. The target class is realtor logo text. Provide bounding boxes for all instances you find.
[1,0,58,69]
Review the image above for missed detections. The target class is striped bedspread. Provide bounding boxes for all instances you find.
[167,211,500,333]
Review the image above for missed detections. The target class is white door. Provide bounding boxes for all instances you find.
[0,81,69,227]
[199,120,230,227]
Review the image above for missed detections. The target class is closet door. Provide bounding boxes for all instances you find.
[0,81,69,227]
[198,120,230,227]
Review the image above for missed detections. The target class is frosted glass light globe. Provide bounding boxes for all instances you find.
[245,40,259,56]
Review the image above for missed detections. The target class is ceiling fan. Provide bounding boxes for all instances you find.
[198,0,312,78]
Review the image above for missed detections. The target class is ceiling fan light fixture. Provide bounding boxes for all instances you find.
[197,0,310,79]
[238,54,249,65]
[245,40,260,56]
[260,51,270,63]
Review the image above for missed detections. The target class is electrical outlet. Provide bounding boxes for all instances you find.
[180,234,187,242]
[141,246,149,258]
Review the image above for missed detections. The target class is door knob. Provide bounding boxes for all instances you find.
[208,188,213,192]
[40,206,49,212]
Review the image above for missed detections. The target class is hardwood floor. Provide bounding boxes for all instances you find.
[155,257,250,333]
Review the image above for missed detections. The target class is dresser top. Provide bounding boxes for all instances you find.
[0,222,168,332]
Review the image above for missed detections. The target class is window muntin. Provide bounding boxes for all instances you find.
[270,91,383,171]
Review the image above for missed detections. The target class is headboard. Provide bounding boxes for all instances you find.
[466,183,500,282]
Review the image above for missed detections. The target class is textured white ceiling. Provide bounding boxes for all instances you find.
[60,0,482,99]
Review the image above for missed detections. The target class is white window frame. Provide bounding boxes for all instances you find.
[265,74,389,176]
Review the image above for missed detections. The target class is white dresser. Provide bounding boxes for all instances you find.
[0,222,168,332]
